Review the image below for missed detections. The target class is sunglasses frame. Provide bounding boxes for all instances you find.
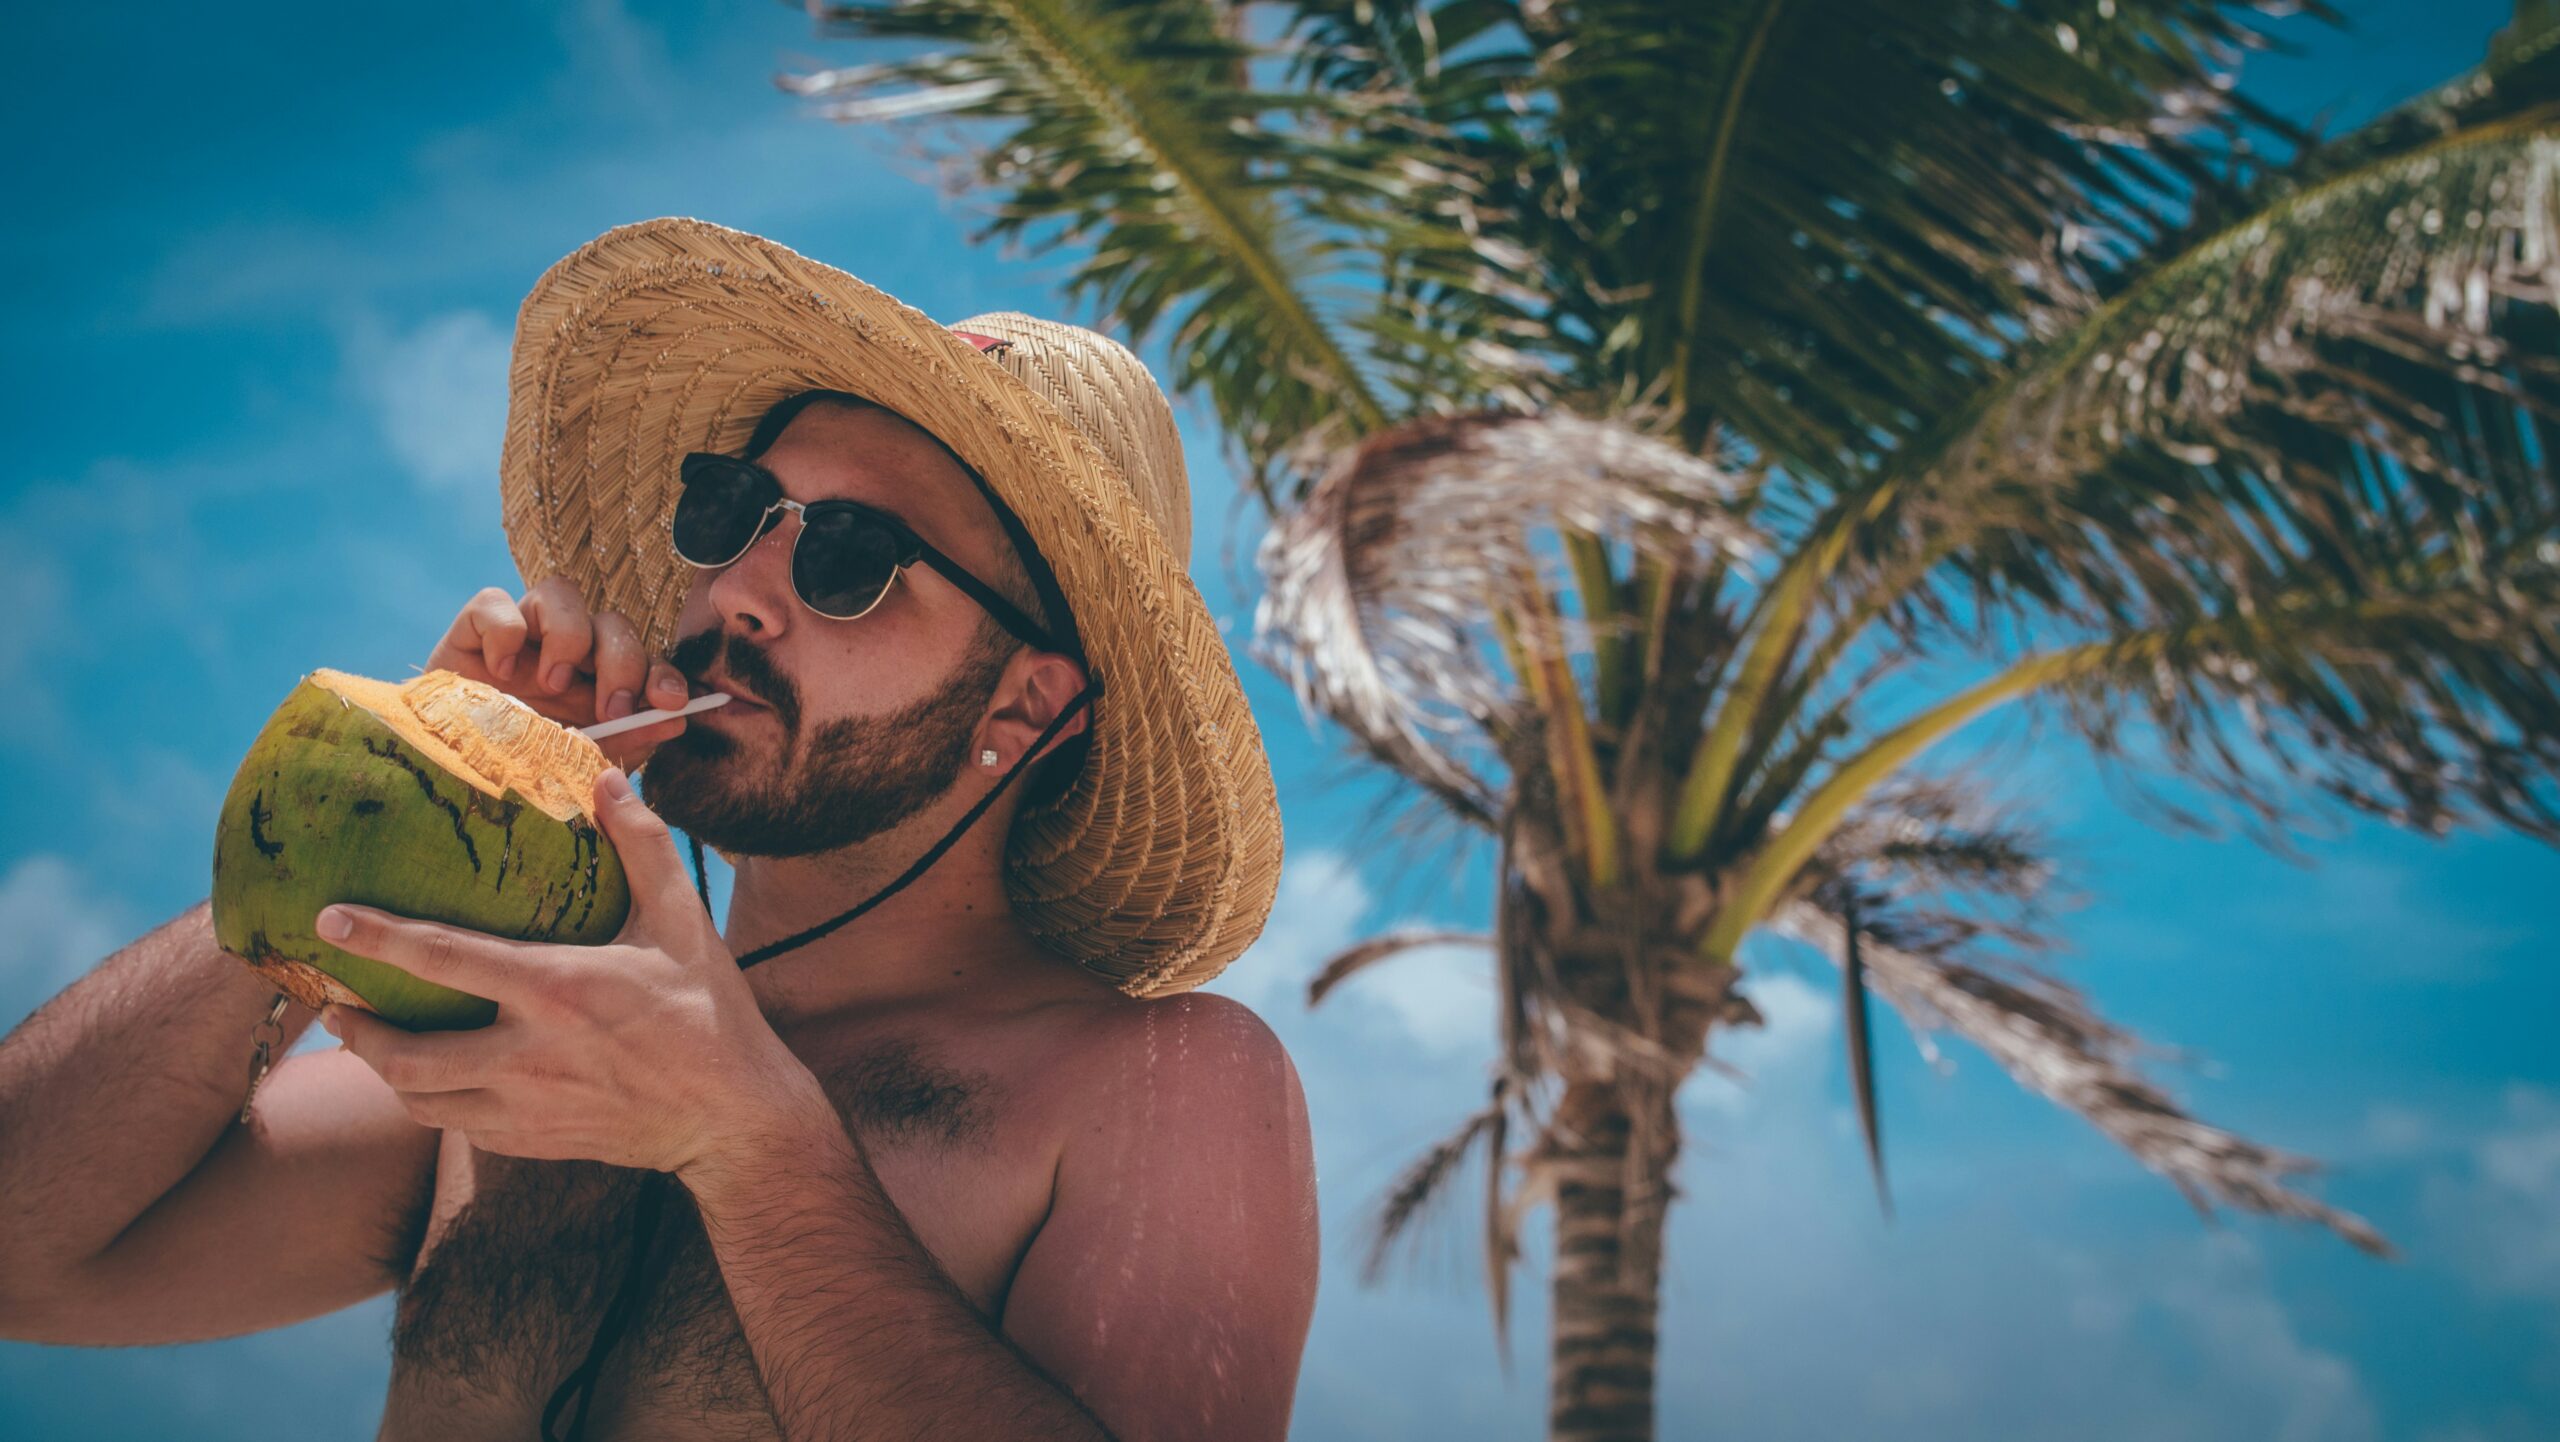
[671,450,1063,654]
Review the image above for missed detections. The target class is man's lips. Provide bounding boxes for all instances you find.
[692,677,769,711]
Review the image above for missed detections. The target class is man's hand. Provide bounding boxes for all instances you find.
[425,579,695,771]
[313,768,825,1175]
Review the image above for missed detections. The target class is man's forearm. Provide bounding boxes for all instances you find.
[0,898,322,1290]
[680,1077,1116,1442]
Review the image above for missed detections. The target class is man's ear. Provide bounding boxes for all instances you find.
[981,651,1091,767]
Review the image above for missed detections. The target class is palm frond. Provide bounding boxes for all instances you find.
[1940,112,2558,507]
[1707,564,2560,962]
[1443,0,2325,470]
[1270,0,1570,421]
[2037,543,2560,850]
[1862,113,2560,659]
[1684,92,2560,883]
[786,0,1505,501]
[1771,901,2394,1257]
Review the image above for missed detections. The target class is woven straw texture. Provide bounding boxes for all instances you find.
[496,217,1282,996]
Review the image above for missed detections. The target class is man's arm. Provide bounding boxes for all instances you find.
[0,899,321,1290]
[0,897,442,1343]
[679,992,1319,1442]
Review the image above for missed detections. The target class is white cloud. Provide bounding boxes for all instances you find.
[2360,1100,2436,1158]
[1210,849,1493,1059]
[1341,937,1494,1057]
[1653,1104,2386,1442]
[2147,1234,2379,1442]
[341,308,512,497]
[2418,1083,2560,1304]
[0,543,64,685]
[137,108,915,334]
[2011,1234,2381,1442]
[557,0,679,118]
[1212,849,1369,1013]
[0,854,137,1028]
[0,539,70,751]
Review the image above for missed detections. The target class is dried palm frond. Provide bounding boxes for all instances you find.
[1813,771,2075,915]
[1361,1070,1540,1362]
[1307,927,1491,1006]
[1840,896,1890,1220]
[1771,901,2395,1257]
[1362,1095,1509,1286]
[1253,407,1760,813]
[1792,774,2078,1220]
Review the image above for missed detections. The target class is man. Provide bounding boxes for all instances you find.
[0,218,1313,1441]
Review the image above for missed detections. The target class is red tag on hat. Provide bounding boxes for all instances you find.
[951,329,1013,353]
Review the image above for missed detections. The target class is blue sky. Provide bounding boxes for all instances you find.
[4,3,2555,1439]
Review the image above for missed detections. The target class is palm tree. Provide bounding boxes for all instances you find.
[774,2,2560,1437]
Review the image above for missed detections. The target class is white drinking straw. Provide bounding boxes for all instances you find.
[403,661,732,740]
[577,692,733,741]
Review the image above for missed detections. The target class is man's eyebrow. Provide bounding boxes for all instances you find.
[863,497,921,530]
[765,461,924,532]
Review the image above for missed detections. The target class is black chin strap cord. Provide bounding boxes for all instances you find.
[539,679,1097,1441]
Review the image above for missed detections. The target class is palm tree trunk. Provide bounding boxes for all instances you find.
[1548,1078,1680,1442]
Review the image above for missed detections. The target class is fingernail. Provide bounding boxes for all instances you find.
[605,689,634,720]
[496,653,517,681]
[655,674,687,699]
[544,662,570,693]
[601,767,632,802]
[316,907,351,941]
[320,1008,341,1037]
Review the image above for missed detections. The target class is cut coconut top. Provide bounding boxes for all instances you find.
[312,667,611,823]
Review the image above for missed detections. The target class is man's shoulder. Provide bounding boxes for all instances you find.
[1045,987,1305,1137]
[1063,984,1293,1063]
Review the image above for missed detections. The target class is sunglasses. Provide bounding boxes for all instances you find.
[669,451,1062,653]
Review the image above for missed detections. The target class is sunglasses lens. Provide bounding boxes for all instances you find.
[671,457,775,564]
[794,508,904,618]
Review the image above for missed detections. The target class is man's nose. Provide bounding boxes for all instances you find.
[709,506,801,634]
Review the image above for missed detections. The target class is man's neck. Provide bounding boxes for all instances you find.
[712,811,1074,1033]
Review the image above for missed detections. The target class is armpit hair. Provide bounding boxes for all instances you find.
[375,1144,440,1286]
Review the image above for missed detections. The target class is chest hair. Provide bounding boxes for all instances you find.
[389,1035,998,1411]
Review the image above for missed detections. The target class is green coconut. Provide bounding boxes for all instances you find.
[211,667,632,1030]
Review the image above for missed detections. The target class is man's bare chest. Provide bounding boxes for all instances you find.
[381,1033,1058,1437]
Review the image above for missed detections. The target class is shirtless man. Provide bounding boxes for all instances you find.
[0,266,1319,1438]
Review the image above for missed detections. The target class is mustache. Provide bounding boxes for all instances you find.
[669,627,795,720]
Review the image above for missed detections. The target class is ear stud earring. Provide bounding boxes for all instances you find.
[979,748,1000,768]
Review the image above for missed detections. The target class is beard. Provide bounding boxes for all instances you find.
[635,626,1013,858]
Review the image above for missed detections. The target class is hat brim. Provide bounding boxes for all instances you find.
[497,217,1282,996]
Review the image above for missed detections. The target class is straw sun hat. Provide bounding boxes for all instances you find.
[493,216,1282,997]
